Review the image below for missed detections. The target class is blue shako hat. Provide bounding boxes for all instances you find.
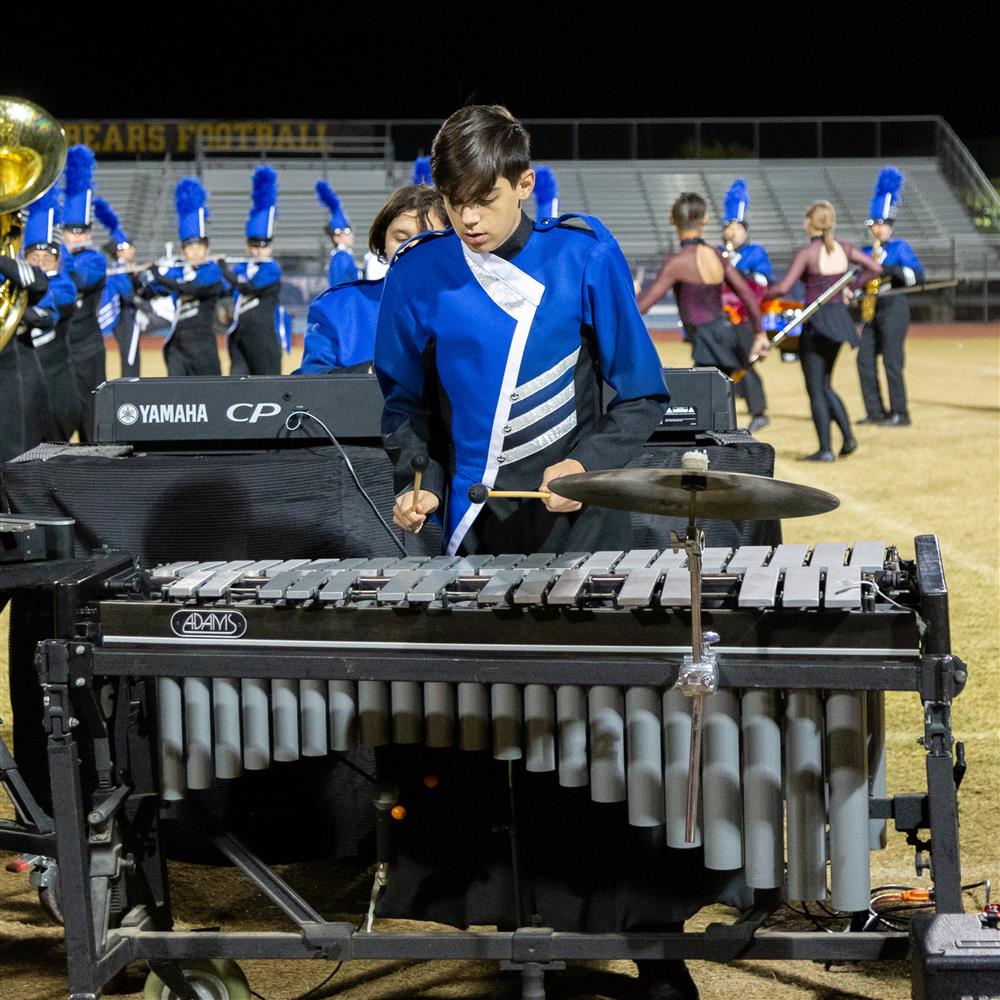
[175,177,209,243]
[533,166,559,220]
[412,155,432,186]
[93,197,130,247]
[63,145,96,230]
[24,187,63,253]
[315,180,351,233]
[868,166,904,225]
[722,178,750,226]
[246,165,278,243]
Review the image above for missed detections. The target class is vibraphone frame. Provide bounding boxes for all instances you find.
[37,536,967,1000]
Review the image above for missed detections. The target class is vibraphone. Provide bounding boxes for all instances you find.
[36,535,967,999]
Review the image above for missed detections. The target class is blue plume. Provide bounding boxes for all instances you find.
[534,166,558,203]
[252,165,278,211]
[412,156,432,186]
[873,166,904,200]
[30,185,62,220]
[315,179,341,213]
[93,197,119,232]
[723,178,750,223]
[175,177,209,218]
[869,166,904,221]
[64,145,96,197]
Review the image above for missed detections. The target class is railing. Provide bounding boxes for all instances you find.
[935,120,1000,233]
[378,116,946,162]
[193,134,396,185]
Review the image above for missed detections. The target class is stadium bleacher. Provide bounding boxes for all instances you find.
[89,156,998,285]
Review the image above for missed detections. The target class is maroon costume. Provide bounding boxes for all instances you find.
[768,237,882,456]
[637,239,762,372]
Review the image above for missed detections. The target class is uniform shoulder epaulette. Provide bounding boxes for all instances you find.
[315,277,383,302]
[534,213,612,243]
[388,228,453,268]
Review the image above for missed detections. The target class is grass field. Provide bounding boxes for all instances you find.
[0,331,997,1000]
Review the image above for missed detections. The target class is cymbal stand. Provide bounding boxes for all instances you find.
[671,454,721,843]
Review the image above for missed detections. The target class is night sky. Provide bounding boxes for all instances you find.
[3,1,996,166]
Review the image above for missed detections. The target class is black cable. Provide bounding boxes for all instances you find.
[284,410,407,556]
[290,961,344,1000]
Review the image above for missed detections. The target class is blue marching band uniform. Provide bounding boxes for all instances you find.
[720,179,773,430]
[316,180,360,287]
[95,197,142,378]
[223,166,292,375]
[61,145,108,443]
[858,166,925,426]
[141,178,225,376]
[300,279,383,372]
[375,210,669,557]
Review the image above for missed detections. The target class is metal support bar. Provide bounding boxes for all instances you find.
[89,648,925,691]
[115,927,910,963]
[212,830,325,927]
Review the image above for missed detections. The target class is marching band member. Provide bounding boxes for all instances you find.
[141,178,225,376]
[363,157,436,281]
[94,197,142,378]
[636,192,770,376]
[0,216,49,461]
[767,201,882,461]
[61,145,107,442]
[223,165,288,376]
[719,179,773,432]
[299,183,446,373]
[379,106,669,555]
[375,107,720,1000]
[316,180,359,286]
[857,167,924,427]
[18,189,78,446]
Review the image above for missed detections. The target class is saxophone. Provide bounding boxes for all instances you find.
[859,237,883,323]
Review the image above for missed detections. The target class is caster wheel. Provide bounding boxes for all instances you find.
[143,960,251,1000]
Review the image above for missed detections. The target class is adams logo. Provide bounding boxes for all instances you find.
[170,609,248,639]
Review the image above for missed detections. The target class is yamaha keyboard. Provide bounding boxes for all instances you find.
[91,368,737,447]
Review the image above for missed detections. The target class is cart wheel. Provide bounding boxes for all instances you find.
[143,960,251,1000]
[37,864,63,925]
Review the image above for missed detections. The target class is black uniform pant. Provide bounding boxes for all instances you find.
[37,337,82,442]
[0,336,25,462]
[15,338,53,451]
[228,325,281,376]
[733,322,766,416]
[857,304,908,418]
[71,349,107,444]
[800,329,852,453]
[165,329,222,377]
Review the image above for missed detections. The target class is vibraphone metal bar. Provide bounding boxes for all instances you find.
[36,535,966,1000]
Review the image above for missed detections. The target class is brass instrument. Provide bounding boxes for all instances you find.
[859,237,883,323]
[0,97,67,351]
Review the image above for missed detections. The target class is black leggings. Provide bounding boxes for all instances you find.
[800,329,851,452]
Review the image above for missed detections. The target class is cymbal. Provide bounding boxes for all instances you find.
[549,468,839,520]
